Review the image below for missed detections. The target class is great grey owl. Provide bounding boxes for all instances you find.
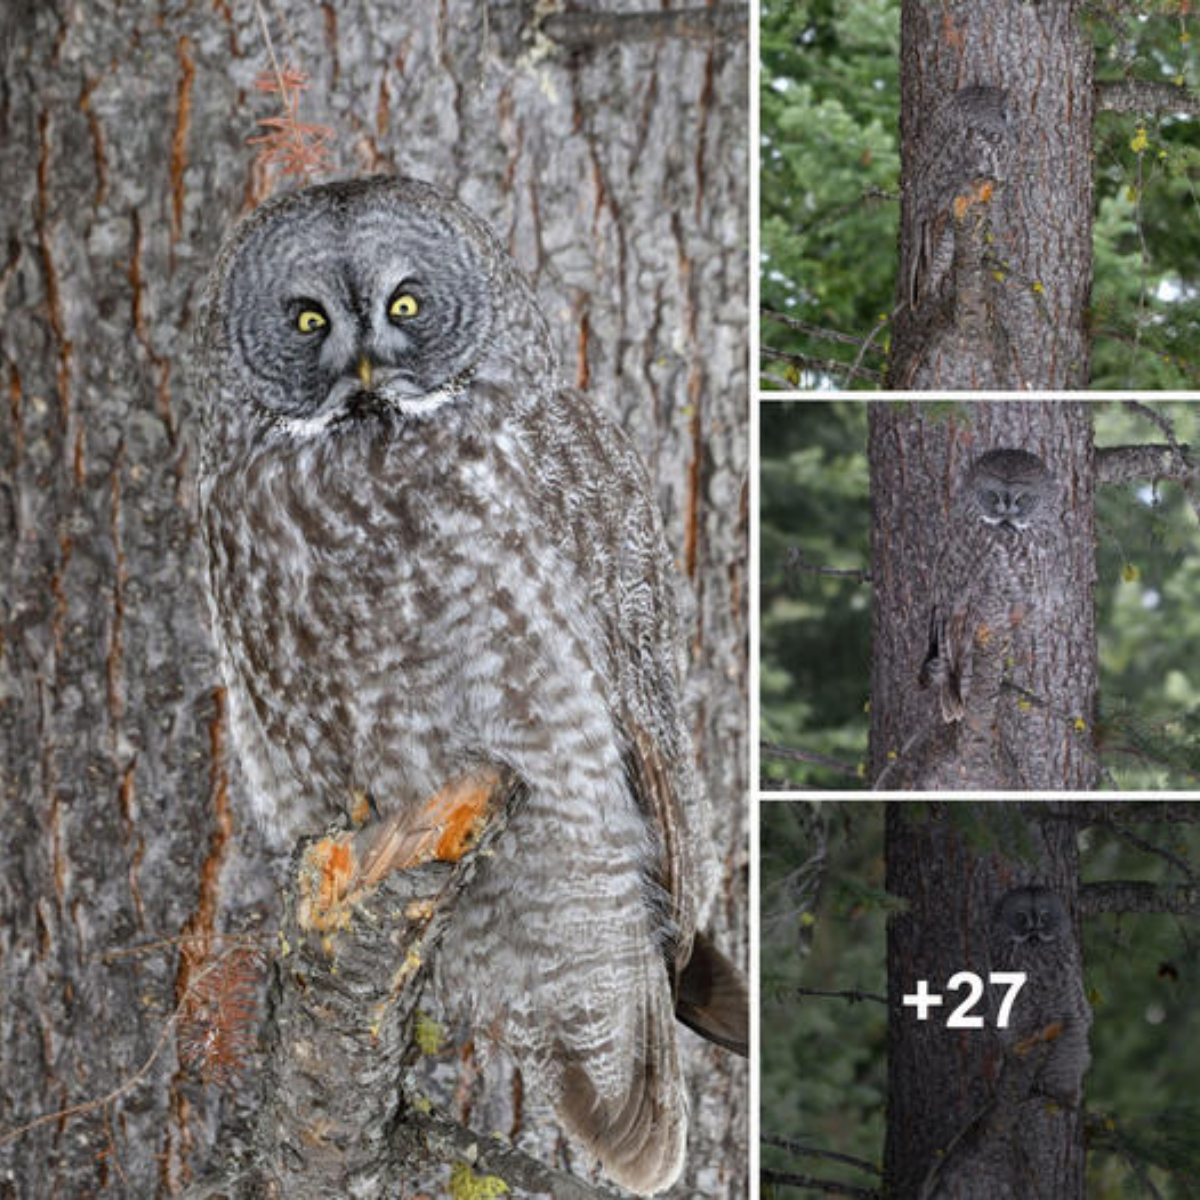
[990,886,1091,1107]
[919,448,1054,723]
[193,175,745,1195]
[906,85,1011,309]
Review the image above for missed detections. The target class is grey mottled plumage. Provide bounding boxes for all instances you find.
[919,448,1054,723]
[990,886,1091,1106]
[193,175,744,1195]
[907,85,1011,309]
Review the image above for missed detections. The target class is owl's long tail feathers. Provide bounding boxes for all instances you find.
[551,963,687,1196]
[675,932,748,1056]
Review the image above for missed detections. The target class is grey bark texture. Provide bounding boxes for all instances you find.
[0,3,748,1197]
[887,0,1095,389]
[868,401,1099,791]
[884,802,1088,1200]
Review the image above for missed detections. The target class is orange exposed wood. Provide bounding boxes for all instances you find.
[431,775,495,862]
[358,769,506,888]
[318,839,355,908]
[297,835,358,934]
[170,36,195,246]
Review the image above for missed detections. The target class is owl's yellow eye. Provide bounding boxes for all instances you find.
[389,293,419,320]
[296,309,327,334]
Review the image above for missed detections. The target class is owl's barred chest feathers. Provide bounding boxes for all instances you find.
[205,391,645,834]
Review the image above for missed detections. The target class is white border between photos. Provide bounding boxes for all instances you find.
[748,0,762,1193]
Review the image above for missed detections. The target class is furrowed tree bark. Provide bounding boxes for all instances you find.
[887,0,1095,389]
[868,401,1099,790]
[884,802,1087,1199]
[0,2,748,1196]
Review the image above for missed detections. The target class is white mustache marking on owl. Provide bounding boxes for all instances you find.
[271,369,467,438]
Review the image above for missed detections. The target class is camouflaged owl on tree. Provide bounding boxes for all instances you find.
[990,885,1091,1108]
[919,884,1091,1200]
[919,448,1055,725]
[194,175,746,1196]
[906,85,1012,312]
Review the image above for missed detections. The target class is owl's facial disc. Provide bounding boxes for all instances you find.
[979,486,1038,530]
[223,191,496,439]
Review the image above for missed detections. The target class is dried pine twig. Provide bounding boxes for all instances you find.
[248,65,334,179]
[176,942,265,1085]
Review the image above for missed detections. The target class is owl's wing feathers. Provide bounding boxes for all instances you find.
[622,719,749,1057]
[538,387,748,1041]
[554,954,687,1195]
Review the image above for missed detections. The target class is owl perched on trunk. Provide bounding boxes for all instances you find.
[990,886,1091,1107]
[919,448,1054,723]
[193,176,745,1195]
[906,85,1012,310]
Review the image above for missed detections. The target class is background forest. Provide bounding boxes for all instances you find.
[760,801,1200,1199]
[760,0,1200,389]
[759,401,1200,791]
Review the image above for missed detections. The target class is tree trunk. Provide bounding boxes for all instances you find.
[868,401,1099,790]
[0,3,748,1196]
[887,0,1095,389]
[884,801,1088,1200]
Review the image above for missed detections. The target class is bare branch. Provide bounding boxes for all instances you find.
[1080,880,1200,916]
[786,546,872,587]
[848,313,890,387]
[761,369,801,392]
[1121,401,1200,521]
[400,1104,624,1200]
[1050,802,1200,827]
[789,187,899,239]
[1085,817,1195,885]
[1096,443,1196,486]
[540,6,746,48]
[760,740,862,780]
[762,1168,881,1197]
[760,344,883,384]
[762,1134,882,1176]
[762,308,886,353]
[0,946,246,1149]
[1097,78,1200,117]
[776,985,888,1007]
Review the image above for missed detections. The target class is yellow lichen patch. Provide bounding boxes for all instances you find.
[391,948,422,991]
[414,1010,445,1055]
[405,898,437,921]
[449,1161,509,1198]
[296,835,358,935]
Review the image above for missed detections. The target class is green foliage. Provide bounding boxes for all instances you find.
[759,403,870,790]
[760,0,899,389]
[760,401,1200,790]
[761,0,1200,389]
[1081,815,1200,1198]
[760,803,888,1193]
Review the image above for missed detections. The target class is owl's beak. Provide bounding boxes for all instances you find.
[357,357,374,390]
